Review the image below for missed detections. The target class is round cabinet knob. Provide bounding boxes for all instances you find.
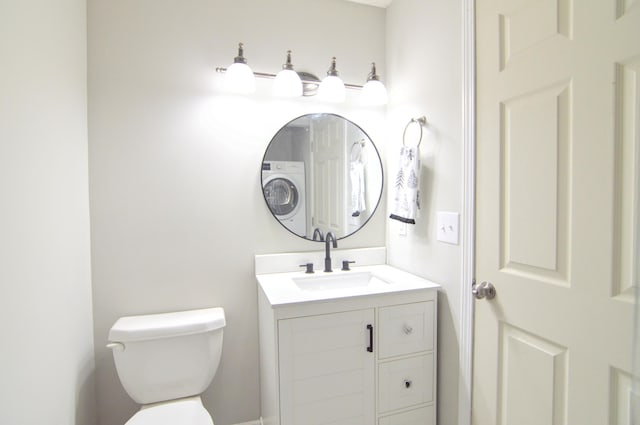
[403,324,413,335]
[404,379,412,389]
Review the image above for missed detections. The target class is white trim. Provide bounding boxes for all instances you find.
[231,420,262,425]
[459,0,476,424]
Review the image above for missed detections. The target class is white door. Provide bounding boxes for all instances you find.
[278,309,375,425]
[474,0,640,424]
[311,115,346,236]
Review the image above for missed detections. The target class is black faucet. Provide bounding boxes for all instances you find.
[312,228,325,241]
[324,232,338,272]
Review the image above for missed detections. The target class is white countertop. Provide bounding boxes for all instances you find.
[256,264,440,307]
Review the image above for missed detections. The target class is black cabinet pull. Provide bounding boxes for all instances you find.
[366,324,373,352]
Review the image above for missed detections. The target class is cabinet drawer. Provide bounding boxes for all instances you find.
[378,405,435,425]
[378,301,434,358]
[378,354,434,413]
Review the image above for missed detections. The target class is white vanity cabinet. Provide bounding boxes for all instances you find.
[258,280,437,425]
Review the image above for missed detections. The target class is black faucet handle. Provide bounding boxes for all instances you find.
[299,263,314,274]
[341,260,356,271]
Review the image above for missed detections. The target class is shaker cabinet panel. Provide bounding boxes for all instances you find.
[378,353,434,413]
[378,301,435,359]
[278,309,375,425]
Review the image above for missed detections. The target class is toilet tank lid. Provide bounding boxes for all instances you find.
[109,307,225,342]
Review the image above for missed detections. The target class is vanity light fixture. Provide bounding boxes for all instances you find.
[215,43,388,104]
[223,42,256,94]
[317,57,346,103]
[273,50,303,97]
[361,62,388,106]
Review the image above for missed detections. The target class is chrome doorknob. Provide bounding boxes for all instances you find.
[472,281,496,300]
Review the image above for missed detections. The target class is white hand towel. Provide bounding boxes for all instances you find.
[390,146,420,224]
[350,161,366,216]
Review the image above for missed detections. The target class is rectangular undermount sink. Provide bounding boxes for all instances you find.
[292,271,390,292]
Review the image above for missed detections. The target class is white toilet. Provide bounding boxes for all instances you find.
[107,307,226,425]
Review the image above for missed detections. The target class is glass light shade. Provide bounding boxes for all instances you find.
[317,75,346,103]
[224,62,255,94]
[361,79,388,106]
[273,69,303,97]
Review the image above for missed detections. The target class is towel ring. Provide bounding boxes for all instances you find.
[403,116,427,148]
[350,139,365,152]
[350,139,366,161]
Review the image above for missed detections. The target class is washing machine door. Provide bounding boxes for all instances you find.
[263,177,300,219]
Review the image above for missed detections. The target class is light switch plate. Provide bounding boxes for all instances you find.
[437,212,459,244]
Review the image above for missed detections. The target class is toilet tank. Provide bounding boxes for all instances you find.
[108,307,225,405]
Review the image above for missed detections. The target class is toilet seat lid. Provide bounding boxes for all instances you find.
[126,397,213,425]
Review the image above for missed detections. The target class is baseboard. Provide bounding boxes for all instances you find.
[231,419,262,425]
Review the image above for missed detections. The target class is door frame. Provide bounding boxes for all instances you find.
[459,0,476,424]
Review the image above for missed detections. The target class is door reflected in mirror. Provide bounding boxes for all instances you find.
[261,113,383,241]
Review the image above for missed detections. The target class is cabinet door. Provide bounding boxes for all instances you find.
[279,309,375,425]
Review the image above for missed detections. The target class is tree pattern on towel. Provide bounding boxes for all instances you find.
[391,146,420,222]
[401,194,409,213]
[408,169,418,189]
[394,168,405,192]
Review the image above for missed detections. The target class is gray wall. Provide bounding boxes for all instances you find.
[87,1,386,424]
[386,1,464,424]
[0,0,96,423]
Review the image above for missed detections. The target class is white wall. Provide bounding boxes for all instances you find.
[0,0,96,424]
[87,1,386,424]
[0,1,464,423]
[386,1,463,424]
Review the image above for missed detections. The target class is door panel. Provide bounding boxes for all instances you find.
[311,117,346,235]
[474,0,640,424]
[613,57,640,301]
[499,81,571,282]
[498,323,568,425]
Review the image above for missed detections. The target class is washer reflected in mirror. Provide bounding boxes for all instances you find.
[261,113,383,241]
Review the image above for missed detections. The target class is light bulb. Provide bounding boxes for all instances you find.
[317,57,346,102]
[273,50,302,97]
[361,62,388,106]
[362,80,388,106]
[223,43,255,94]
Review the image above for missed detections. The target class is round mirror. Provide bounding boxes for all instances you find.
[261,113,383,241]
